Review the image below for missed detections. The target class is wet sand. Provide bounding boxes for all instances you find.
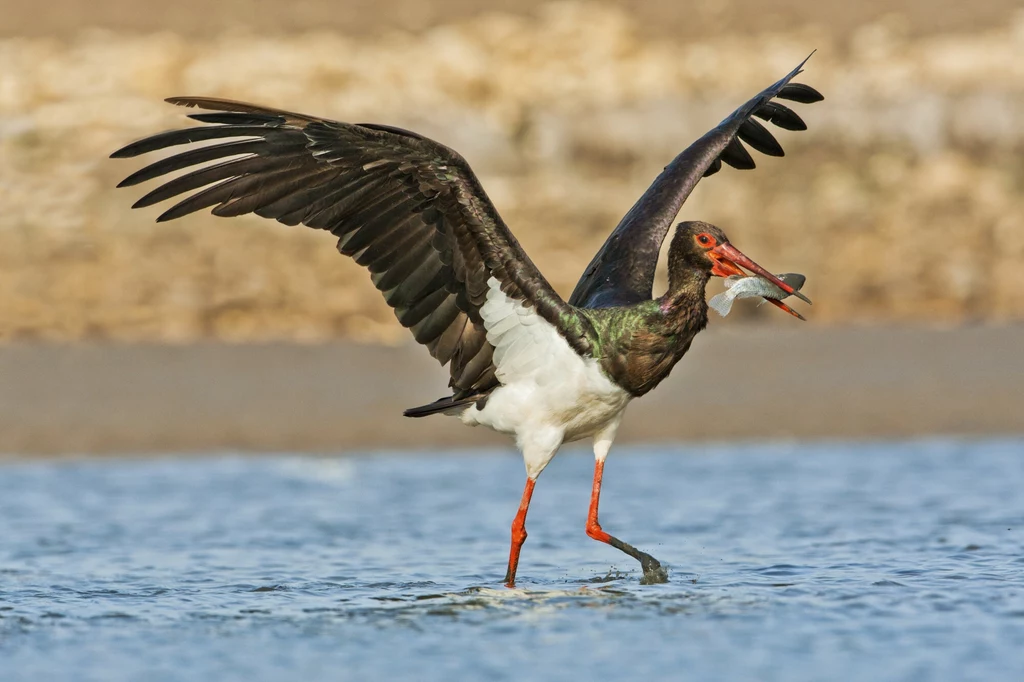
[1,325,1020,455]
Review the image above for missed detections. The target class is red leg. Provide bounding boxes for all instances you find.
[586,459,612,543]
[504,477,536,588]
[585,459,667,582]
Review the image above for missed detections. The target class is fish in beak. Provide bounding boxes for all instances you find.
[708,273,808,320]
[708,243,811,319]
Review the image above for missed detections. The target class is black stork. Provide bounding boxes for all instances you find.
[112,56,822,587]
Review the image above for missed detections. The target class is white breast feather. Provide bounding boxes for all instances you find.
[481,278,565,384]
[466,279,631,477]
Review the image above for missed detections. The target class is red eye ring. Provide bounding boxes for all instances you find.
[696,233,713,246]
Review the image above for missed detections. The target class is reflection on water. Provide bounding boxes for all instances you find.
[1,440,1023,681]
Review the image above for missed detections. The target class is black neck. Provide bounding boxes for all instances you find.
[663,267,710,315]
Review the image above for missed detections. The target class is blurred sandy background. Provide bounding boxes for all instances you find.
[1,0,1022,453]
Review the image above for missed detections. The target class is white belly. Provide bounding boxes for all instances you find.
[460,358,631,442]
[455,277,632,477]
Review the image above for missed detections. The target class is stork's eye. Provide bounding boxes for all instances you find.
[696,233,716,247]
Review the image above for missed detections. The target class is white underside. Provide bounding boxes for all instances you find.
[457,278,631,479]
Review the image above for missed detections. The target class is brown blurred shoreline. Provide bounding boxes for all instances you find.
[1,0,1017,40]
[2,1,1023,458]
[3,1,1024,345]
[2,325,1021,457]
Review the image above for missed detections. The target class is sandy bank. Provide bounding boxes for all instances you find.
[1,325,1020,455]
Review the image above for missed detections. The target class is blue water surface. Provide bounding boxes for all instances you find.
[1,440,1023,681]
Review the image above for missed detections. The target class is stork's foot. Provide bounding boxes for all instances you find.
[586,459,670,585]
[638,552,669,585]
[595,534,669,585]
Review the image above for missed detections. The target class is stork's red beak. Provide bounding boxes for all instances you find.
[764,298,807,321]
[709,243,812,306]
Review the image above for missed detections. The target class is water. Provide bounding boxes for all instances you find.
[1,440,1023,681]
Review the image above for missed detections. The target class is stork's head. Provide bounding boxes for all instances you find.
[667,221,810,318]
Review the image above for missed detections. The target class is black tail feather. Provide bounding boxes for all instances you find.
[403,394,484,418]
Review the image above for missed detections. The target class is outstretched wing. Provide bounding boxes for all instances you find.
[569,55,823,309]
[112,98,594,398]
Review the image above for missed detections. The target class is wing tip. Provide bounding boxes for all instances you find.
[130,195,156,210]
[791,49,817,76]
[164,97,317,124]
[165,96,208,108]
[778,51,824,103]
[165,96,257,112]
[154,207,180,222]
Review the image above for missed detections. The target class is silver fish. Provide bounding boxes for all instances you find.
[708,273,807,318]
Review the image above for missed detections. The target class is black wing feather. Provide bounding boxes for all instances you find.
[569,55,822,308]
[113,98,594,400]
[777,83,824,104]
[737,118,784,157]
[753,101,807,131]
[719,138,756,170]
[702,157,723,178]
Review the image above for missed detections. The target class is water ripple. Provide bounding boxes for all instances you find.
[1,440,1023,681]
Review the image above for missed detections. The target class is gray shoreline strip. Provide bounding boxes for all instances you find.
[1,326,1021,456]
